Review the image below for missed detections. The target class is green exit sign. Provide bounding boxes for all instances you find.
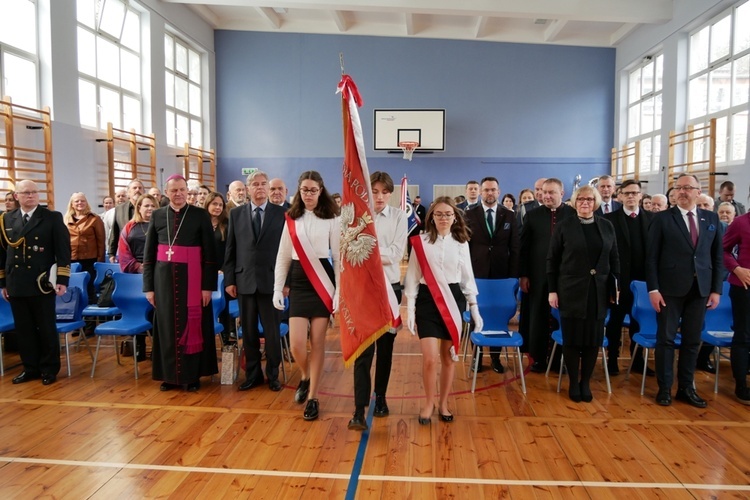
[241,168,257,176]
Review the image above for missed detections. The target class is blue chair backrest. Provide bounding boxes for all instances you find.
[630,280,658,335]
[111,273,153,320]
[475,278,519,331]
[0,294,14,329]
[212,273,225,320]
[68,271,91,307]
[703,281,733,333]
[70,262,83,273]
[93,262,121,294]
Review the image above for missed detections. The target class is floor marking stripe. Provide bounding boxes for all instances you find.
[345,396,376,499]
[0,456,747,490]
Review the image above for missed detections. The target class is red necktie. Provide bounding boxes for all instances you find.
[687,211,698,247]
[604,203,610,214]
[629,212,637,219]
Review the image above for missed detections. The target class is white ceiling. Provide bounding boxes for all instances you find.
[164,0,675,47]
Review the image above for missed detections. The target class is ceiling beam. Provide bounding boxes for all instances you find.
[543,20,566,42]
[330,10,349,32]
[475,15,490,39]
[405,12,415,36]
[256,7,281,29]
[610,23,639,46]
[186,4,220,27]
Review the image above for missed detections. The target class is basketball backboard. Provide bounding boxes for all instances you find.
[373,109,445,151]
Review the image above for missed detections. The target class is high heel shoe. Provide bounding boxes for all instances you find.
[438,411,454,422]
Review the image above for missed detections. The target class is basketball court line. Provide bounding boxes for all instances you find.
[0,456,748,491]
[345,397,376,499]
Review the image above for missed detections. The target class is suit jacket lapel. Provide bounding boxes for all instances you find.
[615,210,630,249]
[670,207,693,248]
[17,210,40,239]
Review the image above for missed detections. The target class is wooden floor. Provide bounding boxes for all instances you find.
[1,321,749,499]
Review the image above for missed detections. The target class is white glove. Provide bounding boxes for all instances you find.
[273,291,285,310]
[407,307,416,335]
[332,291,340,313]
[470,304,483,332]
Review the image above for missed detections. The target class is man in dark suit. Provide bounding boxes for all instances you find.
[0,180,71,385]
[108,178,144,261]
[456,180,480,211]
[520,178,576,372]
[466,176,519,373]
[269,178,292,209]
[646,173,724,408]
[412,196,426,232]
[516,177,546,231]
[604,179,653,375]
[595,175,622,216]
[224,170,286,392]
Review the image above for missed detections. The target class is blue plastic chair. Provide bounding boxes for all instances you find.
[82,262,122,320]
[701,281,734,393]
[212,274,226,335]
[545,307,612,394]
[0,297,15,376]
[469,279,526,393]
[90,273,153,379]
[69,262,82,273]
[57,272,94,376]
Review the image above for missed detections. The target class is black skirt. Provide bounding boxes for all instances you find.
[561,279,605,347]
[289,259,335,318]
[415,283,466,341]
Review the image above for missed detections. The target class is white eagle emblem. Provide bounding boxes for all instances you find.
[340,203,377,269]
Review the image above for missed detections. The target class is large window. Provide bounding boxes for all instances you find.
[0,0,39,108]
[688,1,749,164]
[165,32,203,148]
[77,0,142,132]
[627,54,663,175]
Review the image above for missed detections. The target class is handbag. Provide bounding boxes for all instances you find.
[56,286,81,321]
[97,270,116,307]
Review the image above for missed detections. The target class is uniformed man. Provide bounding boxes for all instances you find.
[0,180,71,385]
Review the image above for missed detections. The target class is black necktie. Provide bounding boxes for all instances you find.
[253,207,263,237]
[23,213,29,225]
[486,208,494,237]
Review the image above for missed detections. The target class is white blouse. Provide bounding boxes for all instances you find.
[274,210,340,292]
[404,232,478,304]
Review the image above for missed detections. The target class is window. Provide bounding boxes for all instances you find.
[626,54,664,175]
[77,0,142,132]
[165,32,203,148]
[0,0,39,108]
[688,1,749,164]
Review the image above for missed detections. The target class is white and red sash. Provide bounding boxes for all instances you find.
[410,234,461,356]
[286,214,335,313]
[384,269,402,328]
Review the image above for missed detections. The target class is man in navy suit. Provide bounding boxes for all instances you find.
[595,175,621,216]
[646,174,724,408]
[224,170,286,392]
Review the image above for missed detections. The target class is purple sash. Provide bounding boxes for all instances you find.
[157,244,203,354]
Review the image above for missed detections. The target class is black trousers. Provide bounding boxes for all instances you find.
[655,281,707,391]
[9,294,60,376]
[240,291,281,382]
[353,286,401,408]
[730,284,750,387]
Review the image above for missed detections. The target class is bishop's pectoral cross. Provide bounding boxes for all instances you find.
[166,248,174,261]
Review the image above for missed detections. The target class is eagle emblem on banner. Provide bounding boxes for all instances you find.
[340,203,377,268]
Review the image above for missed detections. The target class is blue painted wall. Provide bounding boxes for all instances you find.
[215,31,615,203]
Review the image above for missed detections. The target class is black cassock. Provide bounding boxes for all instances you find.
[143,204,218,385]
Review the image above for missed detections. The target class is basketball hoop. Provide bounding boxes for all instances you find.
[398,141,419,161]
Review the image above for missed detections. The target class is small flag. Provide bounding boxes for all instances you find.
[400,176,419,234]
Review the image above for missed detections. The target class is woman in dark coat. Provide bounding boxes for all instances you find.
[547,185,620,402]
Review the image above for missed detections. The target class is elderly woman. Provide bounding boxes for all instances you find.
[547,186,619,403]
[65,192,106,303]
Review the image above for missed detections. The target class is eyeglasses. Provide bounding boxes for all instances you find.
[621,191,641,196]
[433,212,454,219]
[17,191,38,196]
[673,186,699,192]
[576,197,596,203]
[300,188,320,195]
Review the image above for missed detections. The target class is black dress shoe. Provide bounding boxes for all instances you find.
[295,379,310,404]
[373,394,389,417]
[607,360,620,376]
[303,398,319,421]
[696,360,715,373]
[268,379,282,392]
[41,374,57,386]
[491,358,505,374]
[675,388,707,408]
[186,381,201,392]
[12,372,40,384]
[530,361,546,373]
[735,387,750,405]
[568,384,582,403]
[655,390,672,406]
[238,377,264,391]
[160,382,179,391]
[347,410,368,431]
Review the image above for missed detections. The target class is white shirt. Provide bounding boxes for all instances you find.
[250,201,268,225]
[20,206,38,221]
[678,205,699,238]
[404,233,478,304]
[375,205,408,284]
[623,207,639,217]
[274,210,340,292]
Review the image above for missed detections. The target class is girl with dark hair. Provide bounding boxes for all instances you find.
[273,171,340,421]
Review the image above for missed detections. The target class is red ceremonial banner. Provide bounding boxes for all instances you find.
[337,74,394,366]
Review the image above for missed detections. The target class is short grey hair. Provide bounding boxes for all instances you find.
[246,170,269,184]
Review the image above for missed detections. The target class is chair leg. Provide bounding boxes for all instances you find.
[557,353,564,393]
[714,346,720,394]
[132,336,139,380]
[640,348,648,396]
[471,345,480,393]
[516,347,526,394]
[625,343,637,380]
[115,337,122,366]
[91,336,103,377]
[461,322,470,361]
[79,328,94,361]
[545,343,558,378]
[279,338,287,383]
[602,347,612,394]
[64,333,72,377]
[0,334,4,376]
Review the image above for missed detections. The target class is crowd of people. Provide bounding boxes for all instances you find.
[1,171,749,426]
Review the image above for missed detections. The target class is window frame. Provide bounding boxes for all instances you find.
[626,53,664,176]
[0,0,40,109]
[164,30,205,149]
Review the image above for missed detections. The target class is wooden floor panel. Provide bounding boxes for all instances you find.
[1,322,749,498]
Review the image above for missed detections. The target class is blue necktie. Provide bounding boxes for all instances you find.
[253,207,263,237]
